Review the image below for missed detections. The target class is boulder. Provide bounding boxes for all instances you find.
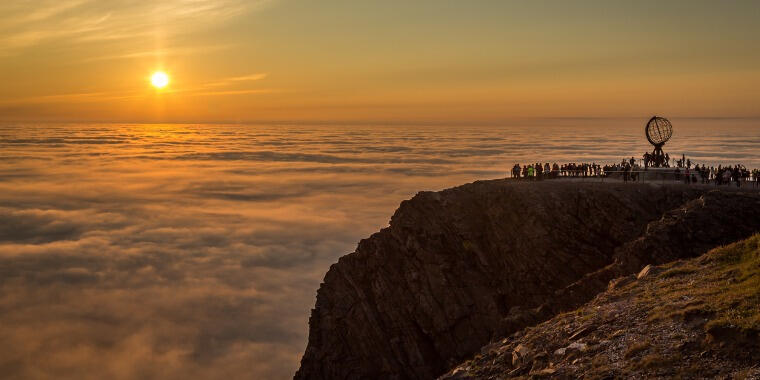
[512,344,531,367]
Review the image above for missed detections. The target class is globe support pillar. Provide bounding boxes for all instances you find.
[651,143,666,167]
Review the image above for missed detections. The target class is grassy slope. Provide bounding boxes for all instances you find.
[651,234,759,338]
[443,234,760,379]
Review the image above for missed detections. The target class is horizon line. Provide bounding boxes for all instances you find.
[2,115,760,126]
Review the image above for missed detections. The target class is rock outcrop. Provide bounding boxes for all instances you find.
[295,180,760,380]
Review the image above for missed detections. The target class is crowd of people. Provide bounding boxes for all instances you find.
[509,156,760,188]
[510,159,642,181]
[510,162,601,179]
[675,164,757,187]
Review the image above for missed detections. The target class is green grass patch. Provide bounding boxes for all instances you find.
[644,234,759,332]
[701,234,760,332]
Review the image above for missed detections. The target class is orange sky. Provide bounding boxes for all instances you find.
[1,0,759,123]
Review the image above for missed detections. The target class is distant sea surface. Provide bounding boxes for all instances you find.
[1,119,758,379]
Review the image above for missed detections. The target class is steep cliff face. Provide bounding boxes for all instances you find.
[295,181,760,380]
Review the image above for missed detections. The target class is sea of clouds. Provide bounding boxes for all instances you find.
[0,120,757,379]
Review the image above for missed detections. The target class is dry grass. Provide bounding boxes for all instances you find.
[660,265,698,278]
[635,352,680,370]
[623,339,651,359]
[732,368,756,380]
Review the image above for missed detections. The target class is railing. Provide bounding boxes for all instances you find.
[507,169,760,187]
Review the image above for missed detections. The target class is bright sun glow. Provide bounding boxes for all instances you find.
[150,71,170,89]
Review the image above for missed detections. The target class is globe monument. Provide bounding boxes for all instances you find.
[645,116,672,168]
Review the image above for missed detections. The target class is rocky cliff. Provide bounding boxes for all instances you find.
[295,180,760,380]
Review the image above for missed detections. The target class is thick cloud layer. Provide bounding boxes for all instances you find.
[0,120,757,379]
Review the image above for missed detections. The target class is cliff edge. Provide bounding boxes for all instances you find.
[295,180,760,380]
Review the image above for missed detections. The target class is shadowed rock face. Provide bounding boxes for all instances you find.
[295,180,760,380]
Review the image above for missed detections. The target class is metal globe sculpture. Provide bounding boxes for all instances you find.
[646,116,673,146]
[644,116,673,168]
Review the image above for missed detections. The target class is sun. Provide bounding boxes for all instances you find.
[150,71,170,89]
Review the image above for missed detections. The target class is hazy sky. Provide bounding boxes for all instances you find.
[1,0,759,123]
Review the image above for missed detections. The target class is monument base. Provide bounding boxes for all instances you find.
[640,167,694,182]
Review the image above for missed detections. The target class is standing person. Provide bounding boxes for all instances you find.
[512,164,521,179]
[527,164,535,181]
[684,167,691,184]
[733,166,741,188]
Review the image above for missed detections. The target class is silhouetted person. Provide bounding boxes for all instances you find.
[733,166,741,187]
